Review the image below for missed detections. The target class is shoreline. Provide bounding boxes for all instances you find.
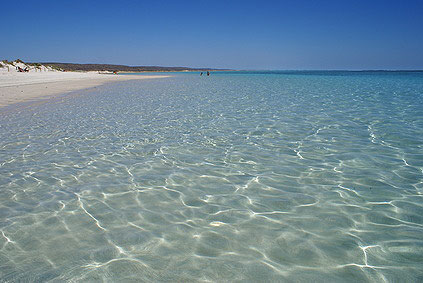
[0,73,170,108]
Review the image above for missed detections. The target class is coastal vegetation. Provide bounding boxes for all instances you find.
[1,59,228,72]
[38,62,228,72]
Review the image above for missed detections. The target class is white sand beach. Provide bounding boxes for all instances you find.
[0,69,169,107]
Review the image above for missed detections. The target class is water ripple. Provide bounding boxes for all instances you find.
[1,72,423,281]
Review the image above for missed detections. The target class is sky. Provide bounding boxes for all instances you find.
[2,0,423,70]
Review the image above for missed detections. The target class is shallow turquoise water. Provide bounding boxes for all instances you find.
[0,71,423,281]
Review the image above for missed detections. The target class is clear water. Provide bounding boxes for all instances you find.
[1,71,423,282]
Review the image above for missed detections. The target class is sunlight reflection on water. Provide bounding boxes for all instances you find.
[0,72,423,281]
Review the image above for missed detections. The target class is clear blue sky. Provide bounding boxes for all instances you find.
[2,0,423,70]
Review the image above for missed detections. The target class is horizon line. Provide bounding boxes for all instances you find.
[2,59,422,72]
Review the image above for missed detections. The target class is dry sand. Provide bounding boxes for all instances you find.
[0,72,169,107]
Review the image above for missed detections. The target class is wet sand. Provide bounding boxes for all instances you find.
[0,72,169,107]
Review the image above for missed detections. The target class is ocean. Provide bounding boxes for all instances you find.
[0,71,422,281]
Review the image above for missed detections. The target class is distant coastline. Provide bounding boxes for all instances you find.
[34,64,423,73]
[37,62,232,73]
[0,60,170,108]
[6,60,421,73]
